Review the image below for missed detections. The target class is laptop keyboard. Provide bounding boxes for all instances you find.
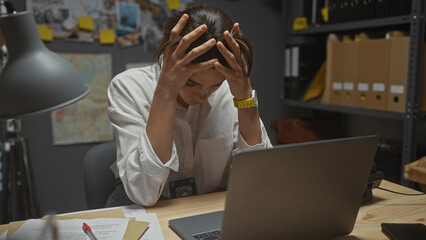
[193,229,221,240]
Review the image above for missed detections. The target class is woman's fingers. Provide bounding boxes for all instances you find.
[170,14,189,40]
[216,40,240,70]
[214,60,250,100]
[183,38,216,63]
[213,61,233,78]
[223,31,244,68]
[188,59,218,73]
[232,22,241,36]
[175,24,208,56]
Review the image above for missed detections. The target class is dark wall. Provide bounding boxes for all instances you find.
[15,0,285,214]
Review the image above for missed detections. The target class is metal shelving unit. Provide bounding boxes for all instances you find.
[282,99,406,120]
[401,0,425,186]
[287,15,411,36]
[282,0,425,187]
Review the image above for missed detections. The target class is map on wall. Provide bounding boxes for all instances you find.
[51,54,114,145]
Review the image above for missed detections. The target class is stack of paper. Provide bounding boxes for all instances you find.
[0,205,164,240]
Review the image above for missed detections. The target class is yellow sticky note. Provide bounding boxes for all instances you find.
[167,0,180,9]
[37,25,53,42]
[99,29,115,44]
[321,7,329,22]
[123,219,150,240]
[293,17,308,30]
[78,16,94,31]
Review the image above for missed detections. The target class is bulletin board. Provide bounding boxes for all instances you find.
[26,0,193,49]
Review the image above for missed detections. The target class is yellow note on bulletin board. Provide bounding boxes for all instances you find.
[100,29,115,44]
[79,16,94,31]
[167,0,180,9]
[37,25,53,42]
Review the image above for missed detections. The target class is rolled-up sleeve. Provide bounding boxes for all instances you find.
[107,69,178,206]
[233,118,273,156]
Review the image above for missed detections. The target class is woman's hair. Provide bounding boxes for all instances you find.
[153,5,253,76]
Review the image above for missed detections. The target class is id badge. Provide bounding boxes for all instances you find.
[169,177,197,199]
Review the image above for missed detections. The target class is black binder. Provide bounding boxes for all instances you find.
[328,0,340,23]
[347,0,361,22]
[374,0,389,19]
[360,0,375,20]
[284,43,325,100]
[339,0,350,22]
[389,0,412,17]
[303,0,313,25]
[311,0,328,25]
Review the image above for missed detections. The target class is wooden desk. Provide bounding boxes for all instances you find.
[146,180,426,240]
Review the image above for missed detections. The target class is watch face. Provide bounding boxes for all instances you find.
[253,90,258,108]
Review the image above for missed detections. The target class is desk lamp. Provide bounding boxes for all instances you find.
[0,11,89,118]
[0,2,89,222]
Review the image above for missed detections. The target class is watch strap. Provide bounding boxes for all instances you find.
[233,98,255,108]
[233,90,257,109]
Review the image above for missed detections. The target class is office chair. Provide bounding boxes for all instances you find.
[83,141,117,209]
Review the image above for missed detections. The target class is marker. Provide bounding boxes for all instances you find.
[82,223,99,240]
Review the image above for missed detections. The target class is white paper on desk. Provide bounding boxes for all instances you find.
[7,218,129,240]
[56,204,145,216]
[135,213,164,240]
[121,204,147,218]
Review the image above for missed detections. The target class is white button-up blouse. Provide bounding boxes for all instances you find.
[107,64,272,206]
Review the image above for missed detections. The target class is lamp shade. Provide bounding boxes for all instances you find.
[0,11,89,119]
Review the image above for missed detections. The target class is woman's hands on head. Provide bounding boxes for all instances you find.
[214,23,253,101]
[157,15,252,101]
[157,14,218,96]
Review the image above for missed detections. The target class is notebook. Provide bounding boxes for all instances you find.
[169,135,378,240]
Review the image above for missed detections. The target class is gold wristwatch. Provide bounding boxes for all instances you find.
[233,90,258,109]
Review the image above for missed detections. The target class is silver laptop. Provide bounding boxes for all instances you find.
[169,135,378,240]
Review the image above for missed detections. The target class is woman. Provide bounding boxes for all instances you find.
[107,5,272,207]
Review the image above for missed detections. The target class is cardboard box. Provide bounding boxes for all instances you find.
[324,36,426,112]
[323,37,345,105]
[387,37,426,113]
[388,37,410,112]
[321,37,333,104]
[356,40,375,109]
[341,41,359,107]
[370,38,390,111]
[404,157,426,193]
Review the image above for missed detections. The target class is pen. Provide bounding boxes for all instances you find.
[82,222,99,240]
